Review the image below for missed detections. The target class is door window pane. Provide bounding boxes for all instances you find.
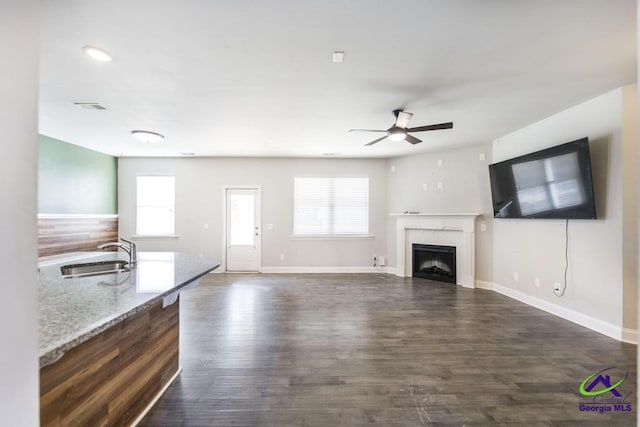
[229,194,255,246]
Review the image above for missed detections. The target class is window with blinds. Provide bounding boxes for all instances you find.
[293,177,369,235]
[136,176,175,235]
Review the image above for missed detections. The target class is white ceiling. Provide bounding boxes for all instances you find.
[39,0,636,158]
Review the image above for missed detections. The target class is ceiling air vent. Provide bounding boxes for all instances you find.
[74,102,106,110]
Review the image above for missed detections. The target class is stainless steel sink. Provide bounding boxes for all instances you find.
[61,260,129,278]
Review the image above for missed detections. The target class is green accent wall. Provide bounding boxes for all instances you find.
[38,135,118,214]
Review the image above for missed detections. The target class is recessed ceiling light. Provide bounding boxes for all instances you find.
[131,130,164,143]
[332,51,345,63]
[83,46,112,62]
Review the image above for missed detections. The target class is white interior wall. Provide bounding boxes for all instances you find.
[118,157,388,270]
[622,85,639,333]
[385,144,494,281]
[492,87,636,333]
[0,1,39,424]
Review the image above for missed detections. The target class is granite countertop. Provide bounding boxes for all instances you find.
[38,251,219,367]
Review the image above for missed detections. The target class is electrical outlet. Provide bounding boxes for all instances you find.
[513,272,519,281]
[267,223,274,230]
[391,165,396,172]
[203,223,209,230]
[279,254,285,260]
[534,277,540,288]
[437,159,443,167]
[422,183,429,191]
[437,181,443,190]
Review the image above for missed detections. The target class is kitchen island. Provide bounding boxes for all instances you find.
[38,251,218,426]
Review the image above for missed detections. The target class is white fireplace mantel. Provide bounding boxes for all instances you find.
[391,213,480,287]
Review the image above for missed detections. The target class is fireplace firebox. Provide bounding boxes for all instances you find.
[412,244,456,283]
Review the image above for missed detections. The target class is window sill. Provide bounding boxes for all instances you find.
[288,234,374,240]
[132,234,180,239]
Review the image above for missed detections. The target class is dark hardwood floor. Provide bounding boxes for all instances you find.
[140,273,636,426]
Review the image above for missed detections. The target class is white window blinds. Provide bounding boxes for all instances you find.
[293,177,369,235]
[136,176,175,235]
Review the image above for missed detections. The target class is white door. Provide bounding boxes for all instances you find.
[225,188,261,272]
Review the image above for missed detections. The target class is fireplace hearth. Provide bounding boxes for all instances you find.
[412,244,456,284]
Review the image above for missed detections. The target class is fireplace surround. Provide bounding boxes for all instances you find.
[391,213,479,287]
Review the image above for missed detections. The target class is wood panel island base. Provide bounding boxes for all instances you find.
[40,298,179,426]
[37,251,219,427]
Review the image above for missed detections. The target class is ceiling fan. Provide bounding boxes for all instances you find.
[349,109,453,146]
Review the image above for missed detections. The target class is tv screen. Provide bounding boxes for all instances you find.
[489,138,597,219]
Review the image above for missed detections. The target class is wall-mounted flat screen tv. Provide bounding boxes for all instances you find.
[488,138,597,219]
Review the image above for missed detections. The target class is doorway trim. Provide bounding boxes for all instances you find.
[221,185,262,272]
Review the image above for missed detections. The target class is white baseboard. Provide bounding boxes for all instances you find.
[260,266,385,274]
[383,266,397,275]
[475,281,637,344]
[622,328,638,344]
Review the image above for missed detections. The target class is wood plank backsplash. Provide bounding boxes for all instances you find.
[38,216,119,257]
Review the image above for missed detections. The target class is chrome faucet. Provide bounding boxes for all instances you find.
[97,237,137,265]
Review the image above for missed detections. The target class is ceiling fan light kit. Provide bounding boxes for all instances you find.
[350,109,453,147]
[388,130,406,142]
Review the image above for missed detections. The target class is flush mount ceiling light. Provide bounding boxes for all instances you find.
[83,46,112,62]
[131,130,164,143]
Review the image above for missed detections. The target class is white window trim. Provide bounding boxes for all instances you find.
[288,234,375,240]
[131,234,180,239]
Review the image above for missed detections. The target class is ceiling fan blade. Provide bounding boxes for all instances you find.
[405,134,422,145]
[364,135,389,146]
[349,128,387,133]
[407,122,454,132]
[395,111,413,128]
